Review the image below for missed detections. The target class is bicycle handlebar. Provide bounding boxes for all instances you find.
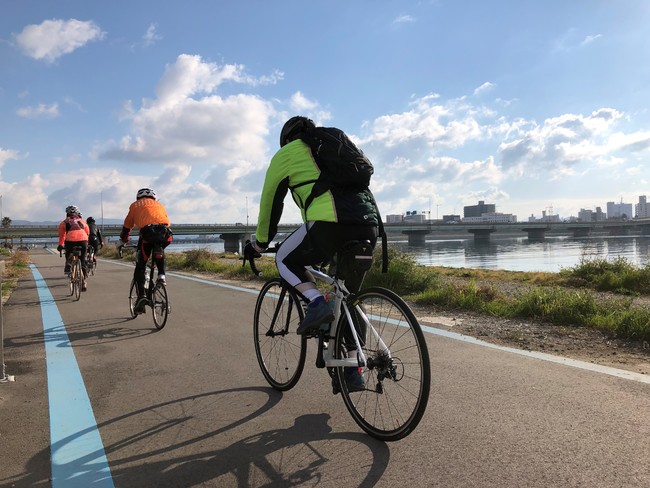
[242,241,278,277]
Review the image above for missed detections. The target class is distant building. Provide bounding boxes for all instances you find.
[578,206,606,222]
[442,214,461,223]
[403,212,426,223]
[606,201,633,219]
[462,212,517,223]
[386,214,403,224]
[635,195,650,218]
[528,209,560,222]
[463,200,495,218]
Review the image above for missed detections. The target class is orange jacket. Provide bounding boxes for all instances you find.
[58,217,90,246]
[121,198,171,240]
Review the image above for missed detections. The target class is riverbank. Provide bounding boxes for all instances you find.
[106,245,650,375]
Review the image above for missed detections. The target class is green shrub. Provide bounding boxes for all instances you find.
[559,256,650,295]
[363,247,438,295]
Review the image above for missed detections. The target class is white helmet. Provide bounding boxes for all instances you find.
[136,188,156,200]
[65,205,80,216]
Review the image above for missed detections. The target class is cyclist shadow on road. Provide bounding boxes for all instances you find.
[154,413,390,487]
[9,387,390,487]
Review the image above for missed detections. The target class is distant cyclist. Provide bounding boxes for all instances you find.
[86,216,104,262]
[120,188,172,315]
[57,205,90,291]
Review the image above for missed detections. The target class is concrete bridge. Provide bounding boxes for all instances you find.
[2,219,650,250]
[385,219,650,245]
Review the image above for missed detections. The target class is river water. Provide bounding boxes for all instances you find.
[167,235,650,273]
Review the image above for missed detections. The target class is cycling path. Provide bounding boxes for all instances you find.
[1,248,648,487]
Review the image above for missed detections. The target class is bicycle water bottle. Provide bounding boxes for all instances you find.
[144,270,150,291]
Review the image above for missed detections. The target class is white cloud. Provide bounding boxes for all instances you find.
[99,54,279,165]
[0,148,21,169]
[14,19,105,63]
[473,82,496,96]
[143,23,162,47]
[16,102,60,119]
[393,14,415,25]
[497,108,625,175]
[580,34,603,47]
[359,93,504,150]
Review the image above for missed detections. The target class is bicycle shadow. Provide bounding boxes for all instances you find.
[4,317,156,349]
[3,388,390,487]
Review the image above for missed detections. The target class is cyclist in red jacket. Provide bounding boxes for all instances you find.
[57,205,90,291]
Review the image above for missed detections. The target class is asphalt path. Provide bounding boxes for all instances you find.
[1,249,648,487]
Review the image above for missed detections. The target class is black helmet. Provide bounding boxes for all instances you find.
[280,116,315,147]
[87,216,95,223]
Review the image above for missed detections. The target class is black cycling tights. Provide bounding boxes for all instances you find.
[275,221,378,294]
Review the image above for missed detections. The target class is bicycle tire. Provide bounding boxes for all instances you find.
[152,282,169,330]
[68,266,74,296]
[89,253,96,276]
[73,260,82,301]
[128,279,138,318]
[253,278,307,391]
[334,287,430,441]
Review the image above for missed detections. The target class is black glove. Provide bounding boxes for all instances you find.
[244,240,262,259]
[57,245,64,252]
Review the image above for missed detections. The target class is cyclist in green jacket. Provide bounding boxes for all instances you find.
[250,116,379,339]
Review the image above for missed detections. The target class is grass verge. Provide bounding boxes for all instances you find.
[103,244,650,343]
[2,249,30,302]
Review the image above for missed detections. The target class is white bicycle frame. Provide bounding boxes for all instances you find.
[307,266,391,369]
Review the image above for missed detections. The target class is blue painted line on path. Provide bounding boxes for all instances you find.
[31,264,115,488]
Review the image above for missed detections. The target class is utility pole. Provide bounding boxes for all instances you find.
[246,197,249,227]
[100,191,104,232]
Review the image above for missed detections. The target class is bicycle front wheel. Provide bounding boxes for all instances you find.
[128,279,138,318]
[253,278,307,391]
[152,282,169,330]
[73,261,83,301]
[334,287,431,441]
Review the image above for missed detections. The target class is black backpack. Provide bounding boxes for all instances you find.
[294,126,388,272]
[295,126,374,210]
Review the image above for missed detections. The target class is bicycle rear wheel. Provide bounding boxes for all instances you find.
[334,287,430,441]
[152,282,169,330]
[89,253,96,276]
[73,261,82,301]
[253,278,307,391]
[128,279,138,318]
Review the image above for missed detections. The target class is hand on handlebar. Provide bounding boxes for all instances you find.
[244,240,262,259]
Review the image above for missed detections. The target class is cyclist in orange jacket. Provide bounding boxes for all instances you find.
[57,205,90,291]
[120,188,172,314]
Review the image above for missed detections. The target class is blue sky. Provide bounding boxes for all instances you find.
[2,1,650,224]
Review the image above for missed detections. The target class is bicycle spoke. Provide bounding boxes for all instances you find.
[254,279,306,391]
[335,287,430,441]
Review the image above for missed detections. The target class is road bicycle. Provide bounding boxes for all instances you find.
[128,243,170,329]
[86,245,97,276]
[246,241,431,441]
[61,246,86,301]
